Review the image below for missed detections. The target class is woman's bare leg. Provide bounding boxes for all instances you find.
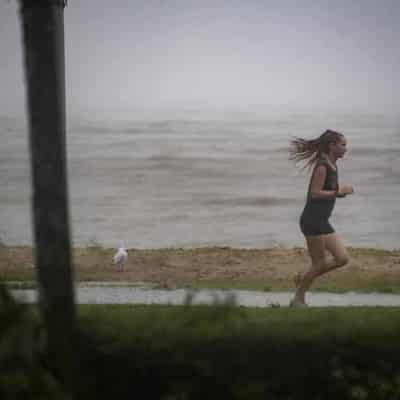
[292,235,328,304]
[319,233,349,275]
[292,233,349,305]
[307,233,349,282]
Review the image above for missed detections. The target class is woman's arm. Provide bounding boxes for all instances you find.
[309,165,337,200]
[309,165,354,199]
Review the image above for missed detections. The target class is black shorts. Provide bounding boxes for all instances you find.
[299,212,335,236]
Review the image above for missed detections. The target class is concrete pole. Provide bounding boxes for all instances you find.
[19,0,77,390]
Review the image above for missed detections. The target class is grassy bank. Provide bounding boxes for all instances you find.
[3,290,400,399]
[1,245,400,292]
[78,304,400,399]
[79,303,400,345]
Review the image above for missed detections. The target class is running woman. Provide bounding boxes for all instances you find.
[289,130,354,306]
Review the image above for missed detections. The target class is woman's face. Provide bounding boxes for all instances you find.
[331,136,347,159]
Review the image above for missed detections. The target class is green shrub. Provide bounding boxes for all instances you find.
[2,290,400,399]
[0,285,70,399]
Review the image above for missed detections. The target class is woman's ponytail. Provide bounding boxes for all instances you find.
[289,129,343,171]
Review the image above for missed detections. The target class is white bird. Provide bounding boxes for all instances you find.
[113,247,128,272]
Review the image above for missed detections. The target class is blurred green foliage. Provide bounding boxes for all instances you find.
[2,287,400,399]
[77,303,400,399]
[0,285,69,399]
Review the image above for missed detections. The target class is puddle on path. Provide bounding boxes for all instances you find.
[11,287,400,307]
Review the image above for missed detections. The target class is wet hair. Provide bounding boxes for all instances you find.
[289,129,344,170]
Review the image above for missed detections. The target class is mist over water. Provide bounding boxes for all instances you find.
[1,110,399,250]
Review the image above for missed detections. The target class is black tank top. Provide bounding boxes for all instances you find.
[306,159,339,201]
[302,159,339,219]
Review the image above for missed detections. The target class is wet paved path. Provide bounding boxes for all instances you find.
[11,286,400,307]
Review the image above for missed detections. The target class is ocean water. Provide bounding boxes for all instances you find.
[1,110,399,249]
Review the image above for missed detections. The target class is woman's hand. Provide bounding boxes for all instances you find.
[337,184,354,197]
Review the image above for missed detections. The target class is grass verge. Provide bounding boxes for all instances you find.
[3,286,400,399]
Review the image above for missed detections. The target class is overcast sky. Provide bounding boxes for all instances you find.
[1,0,399,117]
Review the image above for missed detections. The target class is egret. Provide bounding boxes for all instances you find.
[113,247,128,272]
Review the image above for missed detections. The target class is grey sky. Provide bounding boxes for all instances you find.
[1,0,399,117]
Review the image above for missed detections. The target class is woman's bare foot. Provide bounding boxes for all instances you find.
[289,297,308,307]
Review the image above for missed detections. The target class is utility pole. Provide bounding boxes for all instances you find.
[19,0,77,392]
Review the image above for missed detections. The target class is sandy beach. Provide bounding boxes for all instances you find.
[1,245,400,292]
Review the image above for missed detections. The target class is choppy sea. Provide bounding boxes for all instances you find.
[1,110,399,249]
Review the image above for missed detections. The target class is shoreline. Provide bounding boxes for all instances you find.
[1,245,400,292]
